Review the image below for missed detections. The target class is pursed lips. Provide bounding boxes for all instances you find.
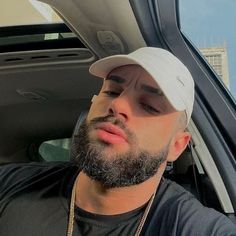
[94,122,128,144]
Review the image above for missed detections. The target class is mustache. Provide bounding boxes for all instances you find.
[90,115,125,129]
[89,115,136,142]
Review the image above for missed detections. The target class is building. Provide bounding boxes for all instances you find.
[200,46,230,89]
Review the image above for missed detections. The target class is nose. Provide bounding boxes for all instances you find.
[108,94,132,122]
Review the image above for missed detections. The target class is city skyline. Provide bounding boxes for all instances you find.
[180,0,236,99]
[200,45,230,89]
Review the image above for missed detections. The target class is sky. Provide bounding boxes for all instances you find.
[179,0,236,99]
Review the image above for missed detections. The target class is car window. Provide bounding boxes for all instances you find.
[39,138,71,162]
[1,0,62,26]
[179,0,236,100]
[0,0,84,52]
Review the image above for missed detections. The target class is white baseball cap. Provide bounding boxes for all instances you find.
[89,47,194,125]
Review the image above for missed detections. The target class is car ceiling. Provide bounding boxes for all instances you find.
[42,0,147,57]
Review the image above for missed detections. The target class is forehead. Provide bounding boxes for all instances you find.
[105,65,166,97]
[107,65,159,87]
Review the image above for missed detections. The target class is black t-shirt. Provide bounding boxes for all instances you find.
[0,162,236,236]
[74,201,145,235]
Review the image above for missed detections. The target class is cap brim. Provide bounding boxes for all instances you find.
[89,55,140,79]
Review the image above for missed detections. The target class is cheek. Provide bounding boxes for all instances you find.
[134,118,175,151]
[87,97,110,122]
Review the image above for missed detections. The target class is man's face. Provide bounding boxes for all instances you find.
[73,65,187,188]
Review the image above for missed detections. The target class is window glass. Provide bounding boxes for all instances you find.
[179,0,236,99]
[39,138,71,162]
[0,1,84,52]
[0,0,62,26]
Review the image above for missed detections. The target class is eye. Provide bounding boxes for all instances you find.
[141,103,160,114]
[103,90,120,97]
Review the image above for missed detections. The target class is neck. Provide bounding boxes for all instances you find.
[74,162,166,215]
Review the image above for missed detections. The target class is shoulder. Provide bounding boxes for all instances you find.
[0,161,75,172]
[0,161,76,181]
[156,178,194,203]
[0,162,78,196]
[153,178,236,235]
[0,162,79,218]
[153,178,199,217]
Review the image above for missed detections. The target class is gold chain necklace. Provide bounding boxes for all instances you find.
[66,179,156,236]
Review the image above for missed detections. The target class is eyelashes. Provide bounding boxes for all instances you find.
[103,90,120,97]
[140,103,160,114]
[103,90,160,115]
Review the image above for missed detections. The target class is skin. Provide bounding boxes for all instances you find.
[75,65,191,215]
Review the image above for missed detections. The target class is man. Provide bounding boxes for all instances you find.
[0,47,235,236]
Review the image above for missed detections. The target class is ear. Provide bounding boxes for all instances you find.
[167,131,191,162]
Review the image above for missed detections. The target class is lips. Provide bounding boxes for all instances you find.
[94,123,127,144]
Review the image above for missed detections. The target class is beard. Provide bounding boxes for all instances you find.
[71,115,169,188]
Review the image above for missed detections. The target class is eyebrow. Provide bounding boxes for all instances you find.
[106,75,164,96]
[140,84,164,96]
[106,75,126,83]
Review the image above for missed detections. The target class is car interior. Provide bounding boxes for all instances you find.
[0,0,235,223]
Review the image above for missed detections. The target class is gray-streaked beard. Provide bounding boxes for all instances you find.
[72,116,169,188]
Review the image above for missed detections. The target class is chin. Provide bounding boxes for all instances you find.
[89,141,130,160]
